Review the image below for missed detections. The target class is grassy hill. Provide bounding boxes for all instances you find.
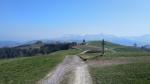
[16,43,44,50]
[84,41,150,84]
[0,40,150,84]
[0,41,76,59]
[0,49,81,84]
[88,41,145,52]
[86,41,150,58]
[90,62,150,84]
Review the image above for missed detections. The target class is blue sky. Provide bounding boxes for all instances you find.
[0,0,150,41]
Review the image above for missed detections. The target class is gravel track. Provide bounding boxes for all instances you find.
[38,55,92,84]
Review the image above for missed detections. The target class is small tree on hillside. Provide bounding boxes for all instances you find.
[35,41,43,44]
[133,43,137,47]
[82,39,86,45]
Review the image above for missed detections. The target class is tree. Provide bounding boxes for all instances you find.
[0,42,75,59]
[35,41,43,44]
[134,43,137,47]
[83,39,85,43]
[82,39,86,45]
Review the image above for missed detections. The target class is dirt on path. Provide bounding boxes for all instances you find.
[88,56,150,68]
[73,61,92,84]
[38,55,92,84]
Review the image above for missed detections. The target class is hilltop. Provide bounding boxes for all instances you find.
[0,41,76,59]
[0,40,150,84]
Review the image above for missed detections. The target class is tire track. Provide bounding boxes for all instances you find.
[38,55,92,84]
[73,62,92,84]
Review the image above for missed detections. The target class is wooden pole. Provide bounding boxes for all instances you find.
[102,39,105,56]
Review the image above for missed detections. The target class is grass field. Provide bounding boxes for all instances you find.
[0,49,81,84]
[88,41,146,53]
[80,41,150,59]
[90,63,150,84]
[1,40,150,84]
[84,41,150,84]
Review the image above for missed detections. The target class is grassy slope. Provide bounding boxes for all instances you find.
[88,41,150,57]
[91,63,150,84]
[88,41,145,52]
[87,41,150,84]
[80,41,150,60]
[0,49,81,84]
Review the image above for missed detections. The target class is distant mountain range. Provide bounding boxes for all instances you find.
[0,41,21,48]
[55,34,150,46]
[1,34,150,47]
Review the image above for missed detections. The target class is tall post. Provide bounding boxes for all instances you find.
[102,39,105,56]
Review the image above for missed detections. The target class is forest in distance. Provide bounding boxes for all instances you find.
[0,41,77,59]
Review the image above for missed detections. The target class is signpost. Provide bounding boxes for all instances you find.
[101,39,105,56]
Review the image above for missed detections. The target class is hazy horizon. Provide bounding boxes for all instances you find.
[1,0,150,41]
[1,33,150,42]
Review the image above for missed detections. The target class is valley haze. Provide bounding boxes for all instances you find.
[1,34,150,48]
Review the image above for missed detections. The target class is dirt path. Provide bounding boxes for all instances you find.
[73,61,92,84]
[38,55,92,84]
[88,56,150,68]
